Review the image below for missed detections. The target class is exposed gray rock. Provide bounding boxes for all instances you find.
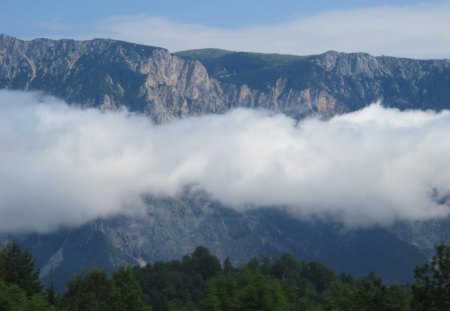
[3,35,449,122]
[388,217,450,258]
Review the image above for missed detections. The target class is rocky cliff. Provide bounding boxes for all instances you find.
[0,34,227,122]
[2,34,450,122]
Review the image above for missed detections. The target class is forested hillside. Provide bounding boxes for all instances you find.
[1,242,449,310]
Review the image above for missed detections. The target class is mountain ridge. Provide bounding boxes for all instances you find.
[2,34,450,123]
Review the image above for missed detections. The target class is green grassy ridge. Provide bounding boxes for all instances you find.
[174,49,314,91]
[174,48,308,66]
[174,48,234,60]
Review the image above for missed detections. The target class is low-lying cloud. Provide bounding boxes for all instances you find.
[1,90,450,232]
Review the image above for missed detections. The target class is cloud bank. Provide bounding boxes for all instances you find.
[90,2,450,59]
[1,90,450,232]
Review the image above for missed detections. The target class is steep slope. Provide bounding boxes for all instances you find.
[1,190,425,289]
[388,218,450,258]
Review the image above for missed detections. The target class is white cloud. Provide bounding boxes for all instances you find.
[1,90,450,232]
[89,2,450,59]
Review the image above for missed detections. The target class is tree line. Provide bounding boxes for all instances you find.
[0,241,449,310]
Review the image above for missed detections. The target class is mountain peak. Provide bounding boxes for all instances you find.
[0,33,16,43]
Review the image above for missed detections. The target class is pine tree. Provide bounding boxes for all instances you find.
[412,243,450,310]
[111,266,150,311]
[61,269,113,311]
[0,241,43,296]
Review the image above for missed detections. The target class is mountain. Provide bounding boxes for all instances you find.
[1,190,426,289]
[175,48,450,112]
[1,34,450,286]
[2,34,450,123]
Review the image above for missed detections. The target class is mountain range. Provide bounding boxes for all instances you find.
[1,34,450,288]
[2,33,449,122]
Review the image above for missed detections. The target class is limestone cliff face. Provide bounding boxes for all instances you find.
[138,49,227,122]
[0,34,228,122]
[4,34,448,122]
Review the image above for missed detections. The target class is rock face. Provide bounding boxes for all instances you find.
[388,218,450,258]
[0,34,226,122]
[2,34,450,122]
[176,48,450,114]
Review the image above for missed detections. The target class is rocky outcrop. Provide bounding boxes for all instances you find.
[138,49,227,122]
[0,34,228,122]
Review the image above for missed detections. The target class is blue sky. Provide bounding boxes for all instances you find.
[2,0,450,58]
[2,0,425,31]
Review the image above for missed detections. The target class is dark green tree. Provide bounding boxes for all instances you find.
[184,246,222,280]
[203,274,236,311]
[0,280,28,311]
[204,267,288,311]
[111,266,150,311]
[61,269,113,311]
[354,273,386,311]
[0,279,58,311]
[412,243,450,310]
[301,261,336,294]
[384,285,412,311]
[223,258,235,275]
[46,283,57,306]
[135,247,222,311]
[322,281,357,310]
[0,241,43,296]
[45,274,57,306]
[235,268,288,311]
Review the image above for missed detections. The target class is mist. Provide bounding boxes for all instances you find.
[1,90,450,232]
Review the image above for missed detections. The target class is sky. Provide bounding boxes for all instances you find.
[2,91,450,232]
[1,0,450,58]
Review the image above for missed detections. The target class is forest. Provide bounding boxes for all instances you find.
[0,242,449,311]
